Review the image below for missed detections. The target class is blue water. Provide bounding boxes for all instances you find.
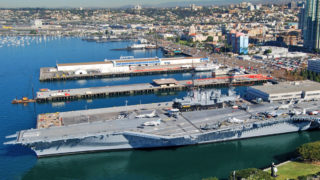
[1,37,320,180]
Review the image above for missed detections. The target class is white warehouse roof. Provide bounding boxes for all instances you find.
[252,80,320,94]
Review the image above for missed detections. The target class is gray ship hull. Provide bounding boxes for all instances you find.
[30,119,316,157]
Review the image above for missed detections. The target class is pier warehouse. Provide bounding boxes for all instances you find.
[247,80,320,102]
[56,57,209,74]
[153,78,178,87]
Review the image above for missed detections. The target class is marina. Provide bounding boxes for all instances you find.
[0,35,61,48]
[35,74,271,102]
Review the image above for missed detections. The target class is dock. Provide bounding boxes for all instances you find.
[39,56,210,82]
[36,74,272,102]
[40,66,192,81]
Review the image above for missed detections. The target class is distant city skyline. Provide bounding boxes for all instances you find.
[1,0,202,8]
[0,0,279,8]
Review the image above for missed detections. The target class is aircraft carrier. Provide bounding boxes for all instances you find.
[4,88,320,157]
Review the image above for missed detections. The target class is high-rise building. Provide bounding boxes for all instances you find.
[303,0,320,50]
[288,2,297,9]
[298,5,305,30]
[227,30,249,54]
[236,33,249,54]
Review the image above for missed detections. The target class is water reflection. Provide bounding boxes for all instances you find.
[76,79,87,85]
[101,77,130,83]
[51,102,65,108]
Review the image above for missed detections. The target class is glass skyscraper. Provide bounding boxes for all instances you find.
[303,0,320,50]
[227,31,249,54]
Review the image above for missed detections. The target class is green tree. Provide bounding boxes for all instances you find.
[298,141,320,161]
[264,49,272,55]
[298,172,320,180]
[225,44,233,53]
[229,168,274,180]
[30,30,37,34]
[175,36,180,43]
[165,37,172,41]
[206,36,214,42]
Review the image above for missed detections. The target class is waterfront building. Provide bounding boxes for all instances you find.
[56,57,209,74]
[308,59,320,73]
[302,0,320,50]
[247,80,320,101]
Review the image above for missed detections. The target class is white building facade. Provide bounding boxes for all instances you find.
[57,57,209,74]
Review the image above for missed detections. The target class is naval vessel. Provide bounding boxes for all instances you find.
[5,88,320,157]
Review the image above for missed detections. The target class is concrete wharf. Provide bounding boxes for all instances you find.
[36,74,271,102]
[40,66,193,82]
[39,56,210,82]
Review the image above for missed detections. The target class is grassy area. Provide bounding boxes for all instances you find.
[267,161,320,180]
[177,40,189,46]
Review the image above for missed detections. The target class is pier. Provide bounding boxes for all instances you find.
[40,66,192,81]
[39,56,210,81]
[36,74,271,102]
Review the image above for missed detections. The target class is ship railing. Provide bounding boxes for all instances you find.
[291,115,320,122]
[123,131,169,140]
[17,130,114,144]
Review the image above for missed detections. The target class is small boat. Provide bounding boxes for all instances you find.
[194,64,220,72]
[12,97,36,104]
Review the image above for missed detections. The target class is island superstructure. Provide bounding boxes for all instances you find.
[5,81,320,157]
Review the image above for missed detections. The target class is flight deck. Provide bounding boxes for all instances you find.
[25,99,320,145]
